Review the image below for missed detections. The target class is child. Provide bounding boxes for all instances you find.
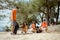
[31,21,36,33]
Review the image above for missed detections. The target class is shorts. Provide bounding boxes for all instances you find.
[41,27,46,31]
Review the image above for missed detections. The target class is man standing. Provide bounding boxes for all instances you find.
[11,7,19,35]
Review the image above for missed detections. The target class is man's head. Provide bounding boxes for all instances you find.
[43,19,46,22]
[16,6,19,9]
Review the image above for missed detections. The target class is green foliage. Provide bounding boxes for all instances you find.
[25,15,37,25]
[5,26,11,32]
[0,0,58,24]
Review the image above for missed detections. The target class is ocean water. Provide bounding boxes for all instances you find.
[0,9,11,32]
[0,26,5,32]
[0,21,11,32]
[0,17,10,32]
[0,19,11,32]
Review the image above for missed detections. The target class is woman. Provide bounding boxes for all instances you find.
[22,22,28,33]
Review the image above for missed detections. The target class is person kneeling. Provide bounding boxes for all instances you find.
[22,22,28,33]
[41,19,48,32]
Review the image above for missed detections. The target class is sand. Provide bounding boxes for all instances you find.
[0,25,60,40]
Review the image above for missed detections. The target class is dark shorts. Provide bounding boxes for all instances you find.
[11,21,19,34]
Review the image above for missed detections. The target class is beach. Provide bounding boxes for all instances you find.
[0,25,60,40]
[0,31,60,40]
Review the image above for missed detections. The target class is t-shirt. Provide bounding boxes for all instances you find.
[11,9,17,21]
[31,24,35,29]
[41,21,47,28]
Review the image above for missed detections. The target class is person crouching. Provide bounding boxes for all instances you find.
[21,22,28,33]
[41,19,48,32]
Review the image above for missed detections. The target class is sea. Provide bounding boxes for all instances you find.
[0,9,11,32]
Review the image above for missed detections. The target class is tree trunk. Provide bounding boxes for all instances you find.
[56,2,59,24]
[46,15,50,26]
[46,8,50,26]
[45,0,50,26]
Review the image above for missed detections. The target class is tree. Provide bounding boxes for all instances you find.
[0,0,58,25]
[40,0,58,25]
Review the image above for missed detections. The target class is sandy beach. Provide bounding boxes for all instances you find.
[0,31,60,40]
[0,25,60,40]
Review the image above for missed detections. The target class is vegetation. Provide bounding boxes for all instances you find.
[5,26,11,32]
[0,0,59,25]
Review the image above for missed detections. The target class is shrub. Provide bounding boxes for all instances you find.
[5,26,11,32]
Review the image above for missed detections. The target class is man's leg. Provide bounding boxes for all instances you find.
[11,25,15,34]
[13,28,17,34]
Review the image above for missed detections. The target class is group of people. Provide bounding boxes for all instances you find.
[21,19,48,34]
[10,6,48,35]
[11,19,48,35]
